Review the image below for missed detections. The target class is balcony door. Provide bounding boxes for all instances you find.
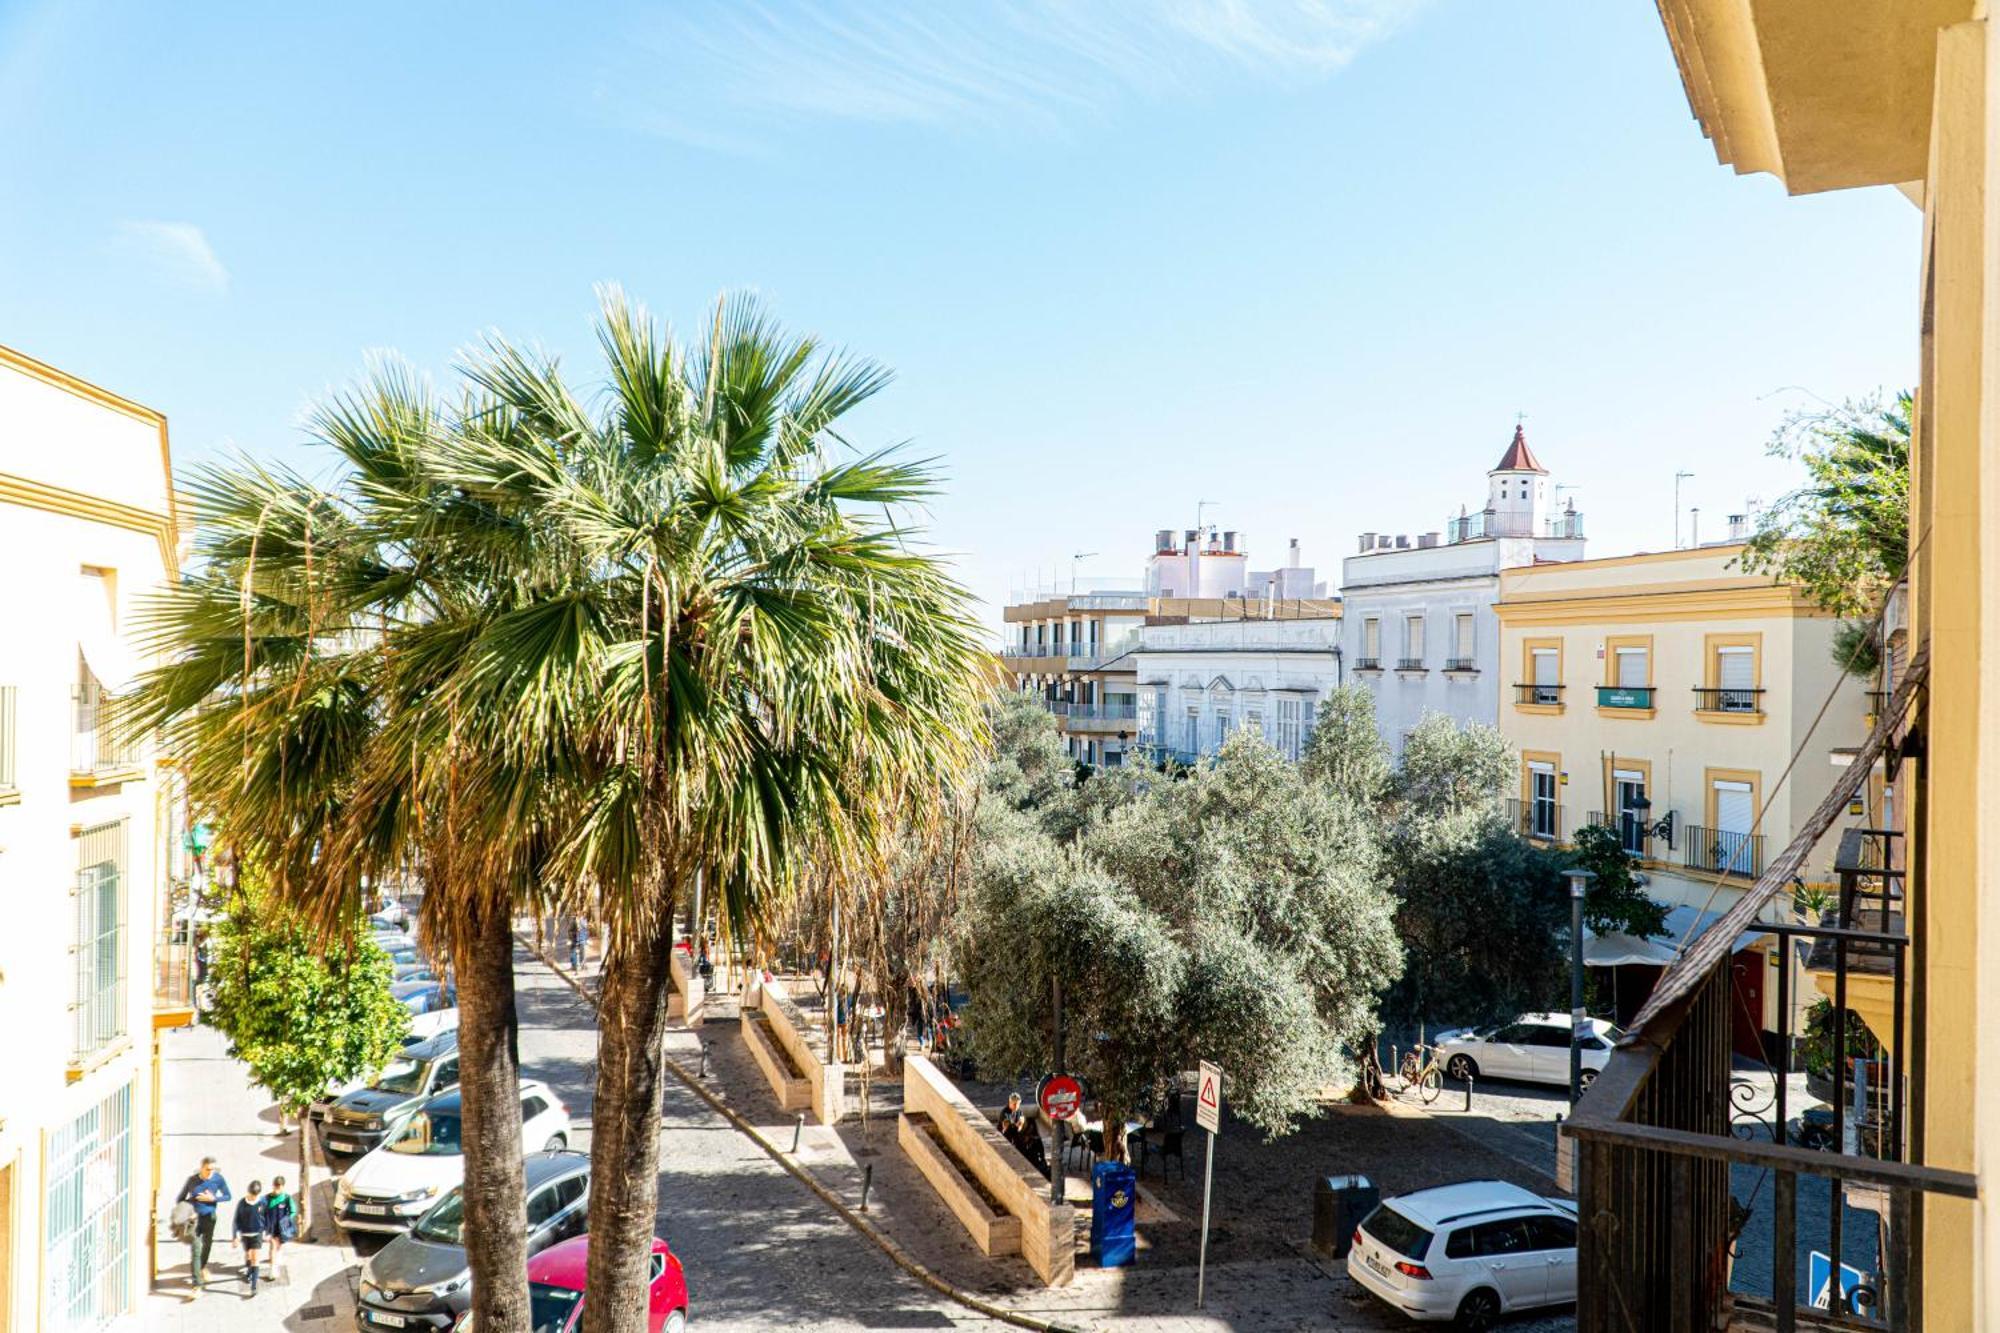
[1712,780,1755,873]
[1529,764,1558,840]
[1614,771,1647,856]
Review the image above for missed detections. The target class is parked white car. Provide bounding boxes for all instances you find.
[1348,1180,1578,1328]
[336,1079,572,1234]
[1431,1012,1619,1090]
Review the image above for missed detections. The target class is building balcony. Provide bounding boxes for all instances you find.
[1694,686,1766,719]
[1505,797,1566,844]
[1050,702,1139,732]
[1596,684,1655,712]
[1514,682,1564,708]
[1446,507,1586,543]
[1566,829,1966,1331]
[1352,657,1382,672]
[154,926,198,1027]
[1587,810,1655,861]
[1681,824,1765,879]
[71,684,145,786]
[1443,657,1477,673]
[1395,657,1427,672]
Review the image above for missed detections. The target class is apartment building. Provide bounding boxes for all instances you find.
[0,346,188,1332]
[1003,531,1334,767]
[1341,426,1585,759]
[1129,616,1341,763]
[1496,543,1872,1055]
[1566,8,2000,1326]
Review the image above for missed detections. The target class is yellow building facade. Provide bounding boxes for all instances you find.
[0,345,187,1332]
[1648,2,2000,1325]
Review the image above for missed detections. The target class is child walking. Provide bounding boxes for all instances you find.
[261,1176,298,1280]
[233,1181,267,1296]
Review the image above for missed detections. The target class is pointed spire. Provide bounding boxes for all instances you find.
[1493,423,1547,474]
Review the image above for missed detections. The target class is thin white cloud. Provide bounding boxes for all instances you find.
[115,220,228,293]
[607,0,1425,145]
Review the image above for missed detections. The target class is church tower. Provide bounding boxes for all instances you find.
[1487,423,1550,535]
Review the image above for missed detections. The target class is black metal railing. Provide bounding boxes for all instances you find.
[1682,824,1765,878]
[1505,797,1564,842]
[72,683,143,775]
[1514,682,1564,706]
[1693,686,1767,715]
[1588,810,1653,859]
[1444,657,1477,672]
[1352,657,1382,671]
[1396,657,1426,671]
[1567,829,1972,1330]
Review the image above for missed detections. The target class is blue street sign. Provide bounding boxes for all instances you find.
[1808,1250,1870,1312]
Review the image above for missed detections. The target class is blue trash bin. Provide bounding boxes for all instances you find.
[1091,1161,1137,1267]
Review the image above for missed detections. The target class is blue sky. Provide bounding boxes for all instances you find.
[0,1,1918,632]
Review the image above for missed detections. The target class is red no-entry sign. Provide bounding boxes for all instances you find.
[1037,1073,1084,1122]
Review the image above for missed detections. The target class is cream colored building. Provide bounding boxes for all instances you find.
[0,346,187,1332]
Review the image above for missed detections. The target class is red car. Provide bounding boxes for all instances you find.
[522,1235,688,1333]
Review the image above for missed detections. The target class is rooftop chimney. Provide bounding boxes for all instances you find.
[1288,538,1301,568]
[1222,530,1238,553]
[1359,531,1377,553]
[1155,528,1174,553]
[1185,528,1198,548]
[1726,513,1748,542]
[1396,534,1410,550]
[1418,532,1439,549]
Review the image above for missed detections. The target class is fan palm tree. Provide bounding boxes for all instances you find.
[423,290,992,1332]
[128,375,564,1332]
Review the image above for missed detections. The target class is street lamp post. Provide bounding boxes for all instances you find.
[1566,868,1596,1104]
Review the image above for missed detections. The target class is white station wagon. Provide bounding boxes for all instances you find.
[336,1079,572,1234]
[1431,1012,1620,1090]
[1349,1180,1579,1328]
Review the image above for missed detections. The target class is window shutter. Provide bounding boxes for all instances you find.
[1617,647,1648,687]
[1717,647,1755,690]
[1714,781,1754,835]
[1455,614,1474,658]
[1407,616,1425,659]
[1364,619,1379,658]
[1532,648,1558,686]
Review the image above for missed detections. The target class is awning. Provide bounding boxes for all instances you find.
[1626,643,1929,1035]
[1584,930,1677,968]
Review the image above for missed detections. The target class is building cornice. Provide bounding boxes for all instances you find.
[0,344,180,575]
[1495,582,1824,626]
[0,471,178,574]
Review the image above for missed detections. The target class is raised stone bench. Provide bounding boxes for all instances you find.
[669,945,705,1026]
[898,1111,1023,1256]
[743,976,844,1124]
[902,1056,1075,1287]
[740,1010,812,1112]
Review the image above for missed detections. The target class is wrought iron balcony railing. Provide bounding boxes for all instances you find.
[72,684,144,777]
[1514,682,1564,706]
[1504,797,1565,843]
[1396,657,1427,671]
[1694,686,1767,715]
[1587,810,1653,859]
[1682,824,1765,878]
[1352,657,1382,671]
[1443,657,1477,672]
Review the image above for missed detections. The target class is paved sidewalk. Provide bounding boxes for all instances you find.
[146,1022,360,1332]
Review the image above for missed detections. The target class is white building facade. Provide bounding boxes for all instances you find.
[1340,427,1586,758]
[1129,618,1342,763]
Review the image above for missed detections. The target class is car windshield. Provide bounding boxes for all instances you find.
[373,1057,427,1095]
[529,1282,583,1332]
[1361,1205,1433,1259]
[411,1190,467,1245]
[388,1110,463,1156]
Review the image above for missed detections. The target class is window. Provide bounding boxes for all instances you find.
[1466,1219,1532,1257]
[433,1055,460,1090]
[1362,617,1380,661]
[1709,643,1759,712]
[1525,1214,1578,1251]
[1184,707,1200,756]
[1526,643,1562,706]
[1526,1026,1570,1047]
[1454,613,1474,660]
[1615,770,1648,856]
[1615,645,1649,687]
[527,1182,566,1227]
[1275,698,1304,761]
[522,1095,548,1121]
[1529,762,1558,840]
[73,820,128,1061]
[45,1084,132,1330]
[650,1252,667,1281]
[1214,707,1234,746]
[1243,707,1262,740]
[1404,615,1425,662]
[1361,1206,1433,1259]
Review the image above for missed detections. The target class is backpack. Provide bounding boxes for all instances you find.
[169,1200,196,1242]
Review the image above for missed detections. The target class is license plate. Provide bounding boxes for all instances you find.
[329,1139,357,1152]
[367,1313,407,1329]
[1365,1252,1391,1278]
[354,1204,388,1216]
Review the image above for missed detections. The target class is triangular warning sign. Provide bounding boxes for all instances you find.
[1198,1078,1219,1108]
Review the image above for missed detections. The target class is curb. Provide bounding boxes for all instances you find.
[514,934,1082,1333]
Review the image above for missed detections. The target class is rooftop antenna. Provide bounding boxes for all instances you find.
[1193,500,1216,599]
[1070,551,1097,595]
[1673,471,1696,548]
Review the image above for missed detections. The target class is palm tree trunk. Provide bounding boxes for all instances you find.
[582,901,675,1333]
[455,895,532,1332]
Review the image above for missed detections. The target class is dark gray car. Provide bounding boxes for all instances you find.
[319,1031,460,1161]
[357,1151,591,1331]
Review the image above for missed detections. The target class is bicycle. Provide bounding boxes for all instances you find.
[1397,1042,1447,1104]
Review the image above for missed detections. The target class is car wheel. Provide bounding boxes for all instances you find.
[543,1134,567,1151]
[663,1310,687,1333]
[1455,1288,1501,1331]
[1446,1054,1478,1082]
[1578,1068,1597,1092]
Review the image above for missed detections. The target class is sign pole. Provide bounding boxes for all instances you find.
[1194,1059,1223,1310]
[1051,975,1065,1204]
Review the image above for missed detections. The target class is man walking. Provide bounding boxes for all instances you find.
[568,916,588,973]
[175,1156,232,1291]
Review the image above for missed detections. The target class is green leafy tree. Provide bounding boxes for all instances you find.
[1299,685,1392,806]
[962,729,1402,1140]
[206,886,409,1230]
[1567,822,1669,939]
[1739,391,1911,674]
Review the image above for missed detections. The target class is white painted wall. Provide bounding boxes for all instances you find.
[1131,618,1341,761]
